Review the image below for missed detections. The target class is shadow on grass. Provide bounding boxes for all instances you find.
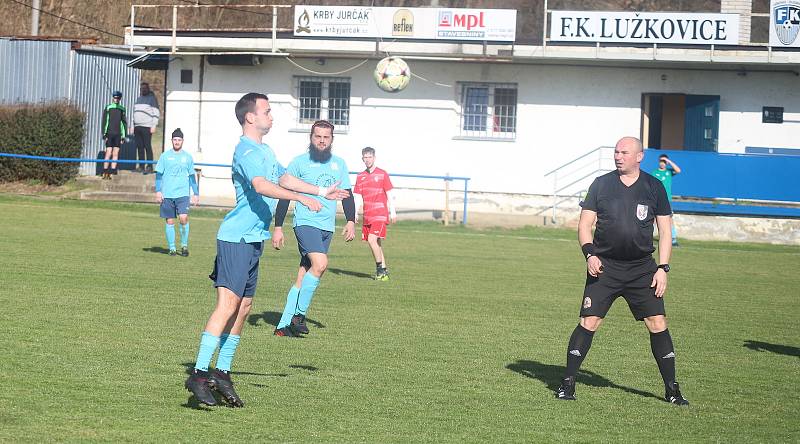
[327,267,374,280]
[506,359,661,401]
[142,246,172,255]
[289,364,318,371]
[247,311,325,329]
[743,340,800,358]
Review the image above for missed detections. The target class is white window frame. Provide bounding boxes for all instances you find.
[456,82,517,141]
[293,76,351,131]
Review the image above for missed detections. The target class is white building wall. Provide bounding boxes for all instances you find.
[163,55,800,201]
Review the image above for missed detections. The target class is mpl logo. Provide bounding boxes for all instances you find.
[438,10,485,30]
[774,1,800,45]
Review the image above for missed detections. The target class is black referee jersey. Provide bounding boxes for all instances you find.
[581,170,671,261]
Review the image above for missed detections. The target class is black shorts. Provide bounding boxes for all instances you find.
[105,134,122,148]
[579,256,665,321]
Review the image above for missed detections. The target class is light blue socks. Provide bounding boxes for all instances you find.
[277,286,300,329]
[180,223,189,248]
[215,334,240,373]
[165,223,176,250]
[297,273,321,316]
[194,331,220,372]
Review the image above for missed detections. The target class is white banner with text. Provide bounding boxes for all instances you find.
[294,6,517,41]
[550,11,740,45]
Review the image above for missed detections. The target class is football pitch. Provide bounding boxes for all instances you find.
[1,194,798,442]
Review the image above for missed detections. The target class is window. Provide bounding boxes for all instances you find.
[458,83,517,140]
[295,76,351,129]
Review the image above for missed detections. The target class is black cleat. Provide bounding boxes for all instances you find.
[209,369,244,407]
[291,314,309,335]
[169,249,177,256]
[665,381,689,406]
[185,369,217,406]
[273,326,297,337]
[555,376,576,400]
[181,247,189,257]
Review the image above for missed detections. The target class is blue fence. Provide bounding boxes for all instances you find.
[0,152,472,224]
[641,149,800,218]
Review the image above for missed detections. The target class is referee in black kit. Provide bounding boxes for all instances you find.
[555,136,689,406]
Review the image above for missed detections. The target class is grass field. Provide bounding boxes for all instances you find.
[1,194,798,442]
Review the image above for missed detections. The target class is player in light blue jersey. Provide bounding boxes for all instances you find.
[184,94,349,407]
[155,128,198,256]
[272,120,357,337]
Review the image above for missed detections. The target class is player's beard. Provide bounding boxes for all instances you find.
[308,143,332,163]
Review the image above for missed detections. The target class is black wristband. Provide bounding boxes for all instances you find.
[581,243,596,260]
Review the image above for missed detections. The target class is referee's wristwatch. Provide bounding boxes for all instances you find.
[657,264,670,273]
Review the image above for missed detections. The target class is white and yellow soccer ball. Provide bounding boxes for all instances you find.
[373,57,411,93]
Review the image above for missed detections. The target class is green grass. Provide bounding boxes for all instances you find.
[1,194,798,442]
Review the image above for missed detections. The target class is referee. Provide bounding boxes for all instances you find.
[555,136,689,406]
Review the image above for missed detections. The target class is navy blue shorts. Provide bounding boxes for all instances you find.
[160,196,190,218]
[295,225,333,267]
[209,239,264,298]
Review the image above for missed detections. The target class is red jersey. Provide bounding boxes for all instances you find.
[353,167,394,224]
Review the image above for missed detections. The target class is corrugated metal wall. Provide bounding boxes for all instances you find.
[0,39,141,175]
[72,51,141,175]
[0,39,72,104]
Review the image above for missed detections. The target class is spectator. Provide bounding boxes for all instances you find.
[132,82,160,174]
[101,90,126,180]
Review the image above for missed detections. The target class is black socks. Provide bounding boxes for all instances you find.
[565,324,595,378]
[650,329,677,385]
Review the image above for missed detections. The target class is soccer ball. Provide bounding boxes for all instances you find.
[373,57,411,93]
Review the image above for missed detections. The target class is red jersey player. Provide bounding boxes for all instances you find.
[353,147,396,280]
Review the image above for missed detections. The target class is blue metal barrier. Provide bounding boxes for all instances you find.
[0,152,471,224]
[641,149,800,217]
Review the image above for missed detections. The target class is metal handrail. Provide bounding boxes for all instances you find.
[544,146,608,177]
[546,146,613,222]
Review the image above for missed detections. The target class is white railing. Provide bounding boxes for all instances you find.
[129,4,293,54]
[544,146,614,222]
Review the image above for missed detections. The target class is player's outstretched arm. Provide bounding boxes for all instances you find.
[252,177,322,212]
[279,174,349,200]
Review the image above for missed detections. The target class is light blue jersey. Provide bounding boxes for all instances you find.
[155,149,195,199]
[287,152,351,232]
[217,136,285,243]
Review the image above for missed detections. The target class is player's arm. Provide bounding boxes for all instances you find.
[252,177,321,212]
[154,172,164,203]
[652,215,672,298]
[353,192,363,223]
[341,191,356,242]
[578,209,602,277]
[667,158,681,175]
[272,199,290,250]
[189,173,199,206]
[386,189,397,223]
[278,174,349,200]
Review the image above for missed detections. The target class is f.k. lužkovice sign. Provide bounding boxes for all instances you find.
[550,11,740,45]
